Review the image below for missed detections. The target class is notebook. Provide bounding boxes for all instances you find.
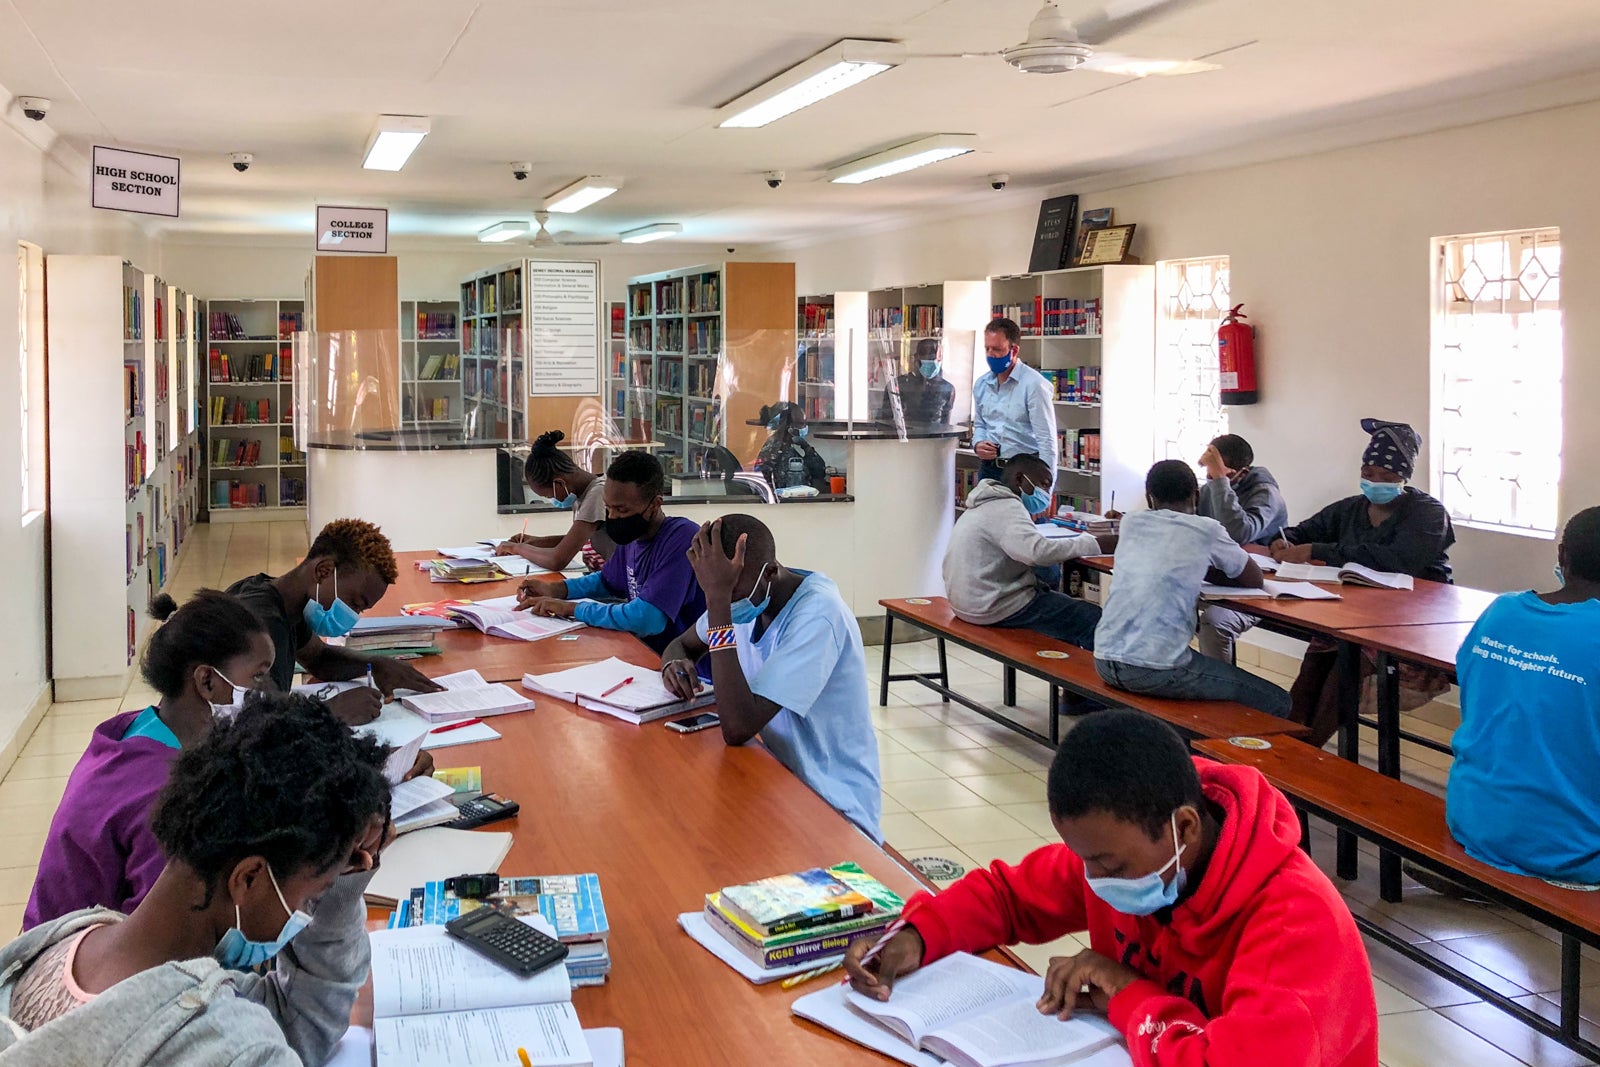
[521,657,715,725]
[359,701,502,755]
[369,919,591,1067]
[331,1027,623,1067]
[398,669,536,723]
[1200,579,1342,601]
[792,952,1130,1067]
[450,596,587,642]
[390,776,458,834]
[364,826,513,908]
[1272,561,1416,590]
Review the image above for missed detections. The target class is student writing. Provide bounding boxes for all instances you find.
[496,429,613,570]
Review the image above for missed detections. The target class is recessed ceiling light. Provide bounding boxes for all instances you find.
[827,135,978,184]
[545,176,623,214]
[478,221,530,243]
[619,223,683,244]
[717,39,905,129]
[362,115,430,171]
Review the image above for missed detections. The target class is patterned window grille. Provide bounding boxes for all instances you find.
[1433,229,1562,536]
[1156,256,1230,463]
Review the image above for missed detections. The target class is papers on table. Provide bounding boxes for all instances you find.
[335,1026,622,1067]
[365,827,513,908]
[436,542,499,560]
[451,596,587,643]
[1274,561,1416,590]
[422,720,502,749]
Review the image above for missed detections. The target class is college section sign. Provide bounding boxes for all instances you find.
[316,206,389,253]
[92,146,181,218]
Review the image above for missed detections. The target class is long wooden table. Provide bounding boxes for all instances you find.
[360,553,1017,1064]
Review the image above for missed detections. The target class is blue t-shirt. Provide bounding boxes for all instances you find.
[1447,591,1600,883]
[586,516,706,655]
[696,571,882,842]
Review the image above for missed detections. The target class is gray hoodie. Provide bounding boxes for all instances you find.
[1197,466,1289,546]
[0,870,373,1066]
[943,480,1101,625]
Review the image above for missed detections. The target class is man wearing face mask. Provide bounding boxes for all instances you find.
[515,450,707,655]
[844,710,1378,1067]
[942,454,1113,650]
[972,318,1057,483]
[225,518,442,725]
[659,514,882,842]
[755,402,829,492]
[880,338,957,429]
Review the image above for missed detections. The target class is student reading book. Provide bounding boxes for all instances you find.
[24,590,276,929]
[515,451,707,656]
[496,429,614,570]
[1269,561,1414,589]
[0,693,394,1066]
[843,711,1378,1067]
[226,517,443,725]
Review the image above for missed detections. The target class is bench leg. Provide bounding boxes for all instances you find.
[1376,650,1404,902]
[1562,935,1582,1038]
[1003,666,1017,707]
[1049,687,1060,746]
[878,615,895,706]
[936,638,950,703]
[1297,809,1311,854]
[1335,641,1361,881]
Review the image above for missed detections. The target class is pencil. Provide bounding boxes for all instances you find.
[780,958,843,989]
[517,1049,532,1067]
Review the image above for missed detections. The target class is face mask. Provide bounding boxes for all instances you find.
[1555,564,1566,587]
[207,667,250,719]
[213,865,312,971]
[303,570,360,638]
[730,563,772,625]
[797,425,810,440]
[1359,478,1404,505]
[920,360,940,380]
[986,352,1014,377]
[550,482,577,510]
[1019,480,1052,516]
[1084,813,1188,916]
[605,507,653,546]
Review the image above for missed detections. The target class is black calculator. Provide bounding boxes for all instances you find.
[445,907,569,977]
[445,792,520,830]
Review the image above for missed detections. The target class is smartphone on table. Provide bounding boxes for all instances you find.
[666,712,721,734]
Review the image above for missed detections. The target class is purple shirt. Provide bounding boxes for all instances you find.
[597,516,707,655]
[23,710,179,929]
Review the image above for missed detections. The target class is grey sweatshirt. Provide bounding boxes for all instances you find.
[0,869,373,1066]
[943,480,1101,625]
[1197,466,1289,546]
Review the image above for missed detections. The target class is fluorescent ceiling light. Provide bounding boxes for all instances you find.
[827,135,978,185]
[362,115,430,171]
[545,176,623,214]
[1088,57,1222,77]
[620,223,683,244]
[478,221,530,243]
[718,39,905,129]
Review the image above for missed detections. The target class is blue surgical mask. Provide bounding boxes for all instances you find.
[1020,480,1052,516]
[550,482,577,509]
[986,352,1014,377]
[1084,813,1188,916]
[303,571,360,638]
[797,425,810,440]
[729,562,772,625]
[1555,564,1566,587]
[920,360,941,380]
[1359,478,1404,505]
[213,866,312,971]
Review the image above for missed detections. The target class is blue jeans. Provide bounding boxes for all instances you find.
[998,591,1101,651]
[1095,649,1292,718]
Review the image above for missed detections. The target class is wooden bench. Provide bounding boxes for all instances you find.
[879,597,1309,747]
[1194,735,1600,1060]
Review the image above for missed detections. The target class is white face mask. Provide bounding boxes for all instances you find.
[207,667,251,719]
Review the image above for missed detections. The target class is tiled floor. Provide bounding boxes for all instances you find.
[1,522,1591,1066]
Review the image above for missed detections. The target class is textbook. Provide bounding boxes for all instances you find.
[390,775,460,835]
[449,596,587,642]
[792,952,1130,1067]
[1272,561,1416,590]
[704,862,905,967]
[398,669,536,723]
[521,657,715,724]
[1200,579,1342,601]
[369,920,591,1067]
[720,865,876,937]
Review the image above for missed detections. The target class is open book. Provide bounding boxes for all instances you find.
[389,775,458,834]
[399,668,536,723]
[1273,561,1415,590]
[1200,579,1342,601]
[522,657,715,725]
[370,920,591,1067]
[793,953,1129,1067]
[450,595,587,642]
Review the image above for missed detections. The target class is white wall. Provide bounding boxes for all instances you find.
[773,96,1600,594]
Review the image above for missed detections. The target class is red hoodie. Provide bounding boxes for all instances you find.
[904,759,1378,1067]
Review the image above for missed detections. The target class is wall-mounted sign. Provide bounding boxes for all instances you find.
[316,206,389,253]
[526,261,602,397]
[92,146,181,218]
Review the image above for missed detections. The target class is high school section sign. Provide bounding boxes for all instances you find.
[92,146,181,218]
[316,206,389,253]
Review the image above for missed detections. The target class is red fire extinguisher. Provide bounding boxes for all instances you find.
[1216,303,1258,405]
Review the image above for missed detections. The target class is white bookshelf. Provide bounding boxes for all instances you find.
[604,300,636,434]
[202,297,306,522]
[459,262,528,444]
[795,295,837,421]
[400,299,462,428]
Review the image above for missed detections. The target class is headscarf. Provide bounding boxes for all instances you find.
[1360,418,1421,479]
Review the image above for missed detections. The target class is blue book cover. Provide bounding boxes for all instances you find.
[408,874,610,942]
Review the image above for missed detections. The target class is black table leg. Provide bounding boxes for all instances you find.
[1336,640,1361,881]
[1376,650,1404,902]
[878,614,895,706]
[937,638,950,703]
[1003,666,1016,707]
[1049,687,1060,745]
[1562,935,1581,1039]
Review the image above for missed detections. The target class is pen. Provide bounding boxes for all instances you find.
[781,958,844,989]
[600,676,634,698]
[517,1049,532,1067]
[519,517,528,540]
[366,663,375,690]
[431,717,484,734]
[1109,490,1115,513]
[839,918,908,984]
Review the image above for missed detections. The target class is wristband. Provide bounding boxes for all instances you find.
[706,625,738,652]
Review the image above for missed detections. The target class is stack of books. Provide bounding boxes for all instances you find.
[343,615,446,656]
[389,874,612,987]
[422,557,504,584]
[1051,510,1117,536]
[704,862,904,974]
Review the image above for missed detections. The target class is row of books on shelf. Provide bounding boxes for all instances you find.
[153,359,170,403]
[687,319,720,355]
[414,309,458,339]
[125,513,145,582]
[1060,428,1103,471]
[1041,365,1102,403]
[870,303,943,334]
[655,399,684,436]
[211,396,274,425]
[463,321,502,357]
[797,340,835,384]
[688,401,719,443]
[655,277,683,314]
[414,352,461,380]
[152,296,165,341]
[210,478,304,509]
[992,297,1102,336]
[279,310,303,338]
[125,432,146,498]
[686,362,715,398]
[124,361,144,422]
[799,300,834,333]
[797,395,834,420]
[281,477,306,507]
[124,285,143,341]
[148,541,168,597]
[627,323,652,351]
[208,311,268,342]
[209,347,291,383]
[403,395,452,422]
[627,284,652,317]
[212,438,264,468]
[686,272,721,314]
[655,319,684,354]
[657,360,685,395]
[281,437,305,464]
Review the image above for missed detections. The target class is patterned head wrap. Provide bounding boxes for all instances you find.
[1360,418,1421,479]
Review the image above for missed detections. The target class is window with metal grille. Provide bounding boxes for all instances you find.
[1156,256,1230,464]
[1432,229,1562,537]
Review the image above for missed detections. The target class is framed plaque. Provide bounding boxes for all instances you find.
[1079,224,1137,266]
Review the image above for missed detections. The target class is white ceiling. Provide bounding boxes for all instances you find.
[5,0,1600,245]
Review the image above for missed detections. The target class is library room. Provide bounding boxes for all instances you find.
[2,2,1599,1065]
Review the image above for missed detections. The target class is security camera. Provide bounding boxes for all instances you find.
[511,162,532,181]
[989,173,1010,191]
[727,247,737,255]
[18,97,49,122]
[230,152,253,173]
[765,170,784,189]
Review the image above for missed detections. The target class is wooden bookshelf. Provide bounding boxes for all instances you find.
[401,299,462,428]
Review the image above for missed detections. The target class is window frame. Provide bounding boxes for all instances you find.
[18,240,45,526]
[1154,255,1231,465]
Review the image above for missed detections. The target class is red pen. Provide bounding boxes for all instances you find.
[599,677,634,698]
[431,717,484,734]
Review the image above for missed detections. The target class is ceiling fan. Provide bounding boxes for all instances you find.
[920,0,1222,77]
[529,211,614,248]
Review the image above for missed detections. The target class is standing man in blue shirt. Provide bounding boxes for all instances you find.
[659,514,882,842]
[973,318,1057,484]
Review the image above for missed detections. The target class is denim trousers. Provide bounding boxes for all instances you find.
[997,591,1101,651]
[1094,648,1292,718]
